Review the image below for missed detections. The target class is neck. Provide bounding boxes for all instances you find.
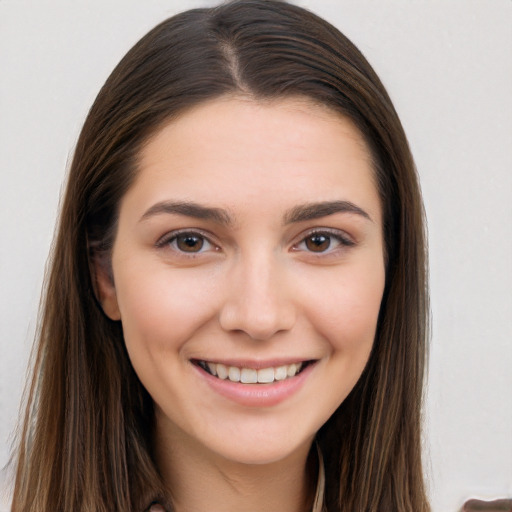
[154,420,316,512]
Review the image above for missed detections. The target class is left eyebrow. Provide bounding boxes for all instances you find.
[284,200,372,224]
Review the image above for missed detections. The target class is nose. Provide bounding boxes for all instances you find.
[218,252,296,341]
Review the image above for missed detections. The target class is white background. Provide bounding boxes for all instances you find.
[0,1,511,511]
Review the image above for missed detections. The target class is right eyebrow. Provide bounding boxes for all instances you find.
[139,200,234,226]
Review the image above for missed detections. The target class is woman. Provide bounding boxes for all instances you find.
[11,1,429,511]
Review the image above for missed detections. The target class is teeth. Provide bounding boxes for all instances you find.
[287,363,297,377]
[207,362,217,376]
[241,368,258,383]
[257,367,274,383]
[274,365,288,381]
[201,361,304,383]
[216,363,228,380]
[228,366,241,382]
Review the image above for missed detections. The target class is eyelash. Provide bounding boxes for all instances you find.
[156,228,355,257]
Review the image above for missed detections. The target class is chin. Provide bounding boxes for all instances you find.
[203,429,316,467]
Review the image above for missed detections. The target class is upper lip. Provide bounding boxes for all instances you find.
[191,358,316,369]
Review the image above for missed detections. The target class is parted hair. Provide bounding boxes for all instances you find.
[11,1,430,511]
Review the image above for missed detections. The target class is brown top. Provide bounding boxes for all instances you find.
[461,498,512,511]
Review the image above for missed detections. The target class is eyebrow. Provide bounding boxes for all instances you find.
[284,200,372,224]
[139,199,372,225]
[140,201,233,226]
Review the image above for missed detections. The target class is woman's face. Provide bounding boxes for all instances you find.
[99,96,385,465]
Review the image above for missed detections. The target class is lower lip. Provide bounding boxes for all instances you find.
[194,362,316,407]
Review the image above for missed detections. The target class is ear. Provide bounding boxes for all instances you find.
[90,252,121,321]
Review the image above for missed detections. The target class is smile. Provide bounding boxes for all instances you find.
[196,360,310,384]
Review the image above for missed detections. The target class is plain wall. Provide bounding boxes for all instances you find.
[1,1,511,510]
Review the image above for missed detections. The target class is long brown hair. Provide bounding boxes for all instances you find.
[11,1,430,510]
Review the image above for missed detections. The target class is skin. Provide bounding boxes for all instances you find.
[97,96,385,512]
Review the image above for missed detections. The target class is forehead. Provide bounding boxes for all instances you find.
[123,96,381,225]
[140,95,372,169]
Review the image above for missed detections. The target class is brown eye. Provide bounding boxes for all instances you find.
[176,234,205,252]
[305,234,331,252]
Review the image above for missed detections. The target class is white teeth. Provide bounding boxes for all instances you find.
[228,366,241,382]
[216,363,228,380]
[257,367,274,383]
[207,362,217,376]
[287,363,297,377]
[274,365,288,381]
[202,361,305,383]
[241,368,258,383]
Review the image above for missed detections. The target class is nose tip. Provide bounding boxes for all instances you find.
[219,263,296,340]
[220,304,294,341]
[220,302,295,341]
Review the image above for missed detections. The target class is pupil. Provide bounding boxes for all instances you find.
[306,234,330,252]
[177,234,203,252]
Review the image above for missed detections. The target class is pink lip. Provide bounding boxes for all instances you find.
[193,361,316,407]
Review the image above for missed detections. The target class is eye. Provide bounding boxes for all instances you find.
[156,230,216,254]
[304,233,331,252]
[175,233,207,252]
[294,229,354,254]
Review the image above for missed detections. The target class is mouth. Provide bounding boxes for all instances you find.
[194,360,314,384]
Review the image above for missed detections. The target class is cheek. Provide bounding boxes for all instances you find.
[303,262,385,354]
[113,263,221,356]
